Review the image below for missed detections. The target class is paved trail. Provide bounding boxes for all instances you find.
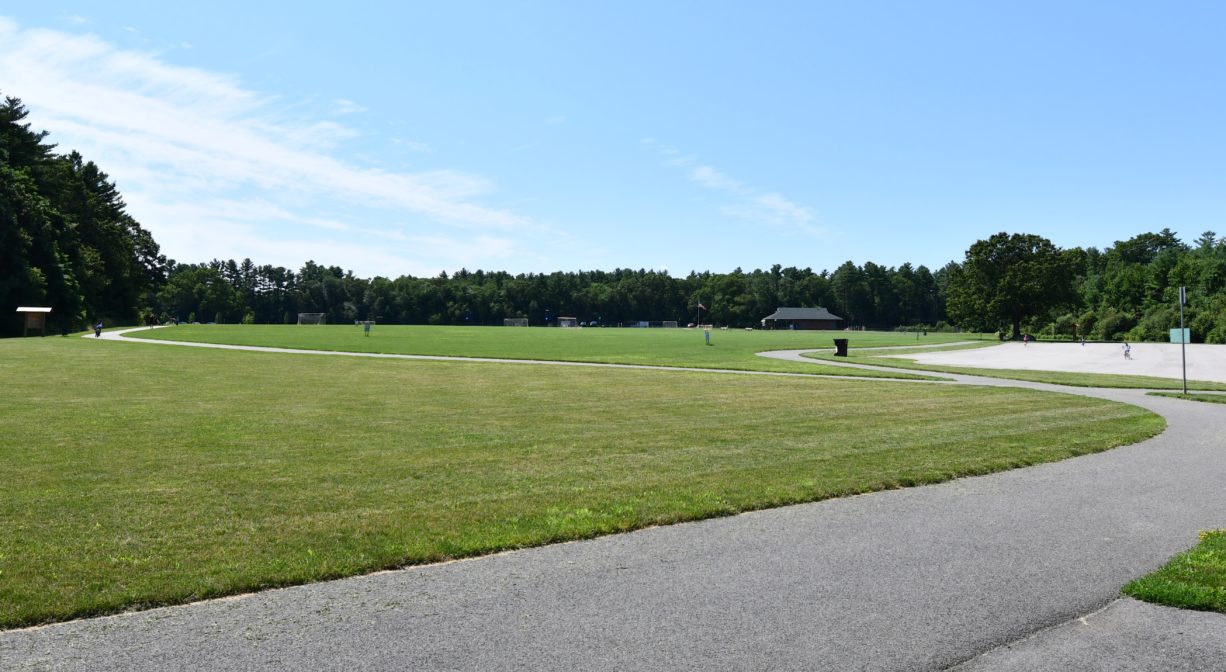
[3,331,1224,671]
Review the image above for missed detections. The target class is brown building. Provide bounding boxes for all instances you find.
[761,306,843,330]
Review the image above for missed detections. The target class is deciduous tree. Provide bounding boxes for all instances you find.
[946,232,1077,339]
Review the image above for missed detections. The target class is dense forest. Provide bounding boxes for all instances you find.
[3,95,1225,341]
[1,96,165,336]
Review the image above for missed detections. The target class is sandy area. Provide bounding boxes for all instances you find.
[894,341,1226,384]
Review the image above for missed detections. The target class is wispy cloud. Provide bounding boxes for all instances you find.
[408,234,518,265]
[0,17,538,276]
[757,193,813,222]
[722,193,817,232]
[689,165,747,193]
[393,138,431,153]
[333,98,367,115]
[650,140,820,236]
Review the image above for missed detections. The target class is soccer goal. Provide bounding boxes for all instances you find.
[557,316,579,328]
[504,318,529,327]
[661,321,679,328]
[297,312,326,325]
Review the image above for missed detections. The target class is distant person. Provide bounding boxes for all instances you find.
[1123,342,1132,360]
[93,320,103,337]
[1023,334,1029,347]
[1081,336,1086,346]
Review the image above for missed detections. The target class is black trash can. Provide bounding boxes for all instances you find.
[833,338,849,357]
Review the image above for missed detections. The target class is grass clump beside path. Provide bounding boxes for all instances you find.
[0,337,1162,628]
[1124,530,1226,614]
[804,350,1226,391]
[125,324,975,379]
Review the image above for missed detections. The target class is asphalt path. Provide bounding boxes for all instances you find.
[3,331,1224,671]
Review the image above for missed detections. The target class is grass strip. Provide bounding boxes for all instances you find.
[125,325,972,380]
[1124,530,1226,614]
[1147,392,1226,405]
[0,337,1161,628]
[846,341,1001,357]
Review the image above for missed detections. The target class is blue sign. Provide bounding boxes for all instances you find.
[1169,328,1190,344]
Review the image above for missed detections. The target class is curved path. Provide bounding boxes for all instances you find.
[3,330,1225,671]
[81,326,933,383]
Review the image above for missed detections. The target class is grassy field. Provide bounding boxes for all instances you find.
[1124,530,1226,614]
[0,336,1163,628]
[124,324,981,379]
[804,350,1226,390]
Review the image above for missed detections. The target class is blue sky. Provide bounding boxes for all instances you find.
[2,2,1223,278]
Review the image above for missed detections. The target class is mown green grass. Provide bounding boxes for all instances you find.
[125,324,980,379]
[1148,392,1226,405]
[1124,530,1226,613]
[805,349,1226,390]
[847,341,1002,357]
[0,336,1162,628]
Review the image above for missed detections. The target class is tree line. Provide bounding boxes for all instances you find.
[946,230,1226,343]
[150,258,947,330]
[1,95,165,336]
[4,94,1226,342]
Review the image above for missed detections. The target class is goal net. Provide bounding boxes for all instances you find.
[297,312,326,325]
[557,317,579,328]
[503,318,529,327]
[661,321,679,328]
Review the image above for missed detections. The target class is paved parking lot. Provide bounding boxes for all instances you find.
[898,341,1226,384]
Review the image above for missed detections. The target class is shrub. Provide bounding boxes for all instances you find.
[1095,309,1135,341]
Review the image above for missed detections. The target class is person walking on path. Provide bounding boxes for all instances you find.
[94,320,103,338]
[1123,342,1132,360]
[1023,334,1029,347]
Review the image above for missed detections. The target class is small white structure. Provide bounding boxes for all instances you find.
[503,318,529,327]
[15,306,51,337]
[557,316,579,328]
